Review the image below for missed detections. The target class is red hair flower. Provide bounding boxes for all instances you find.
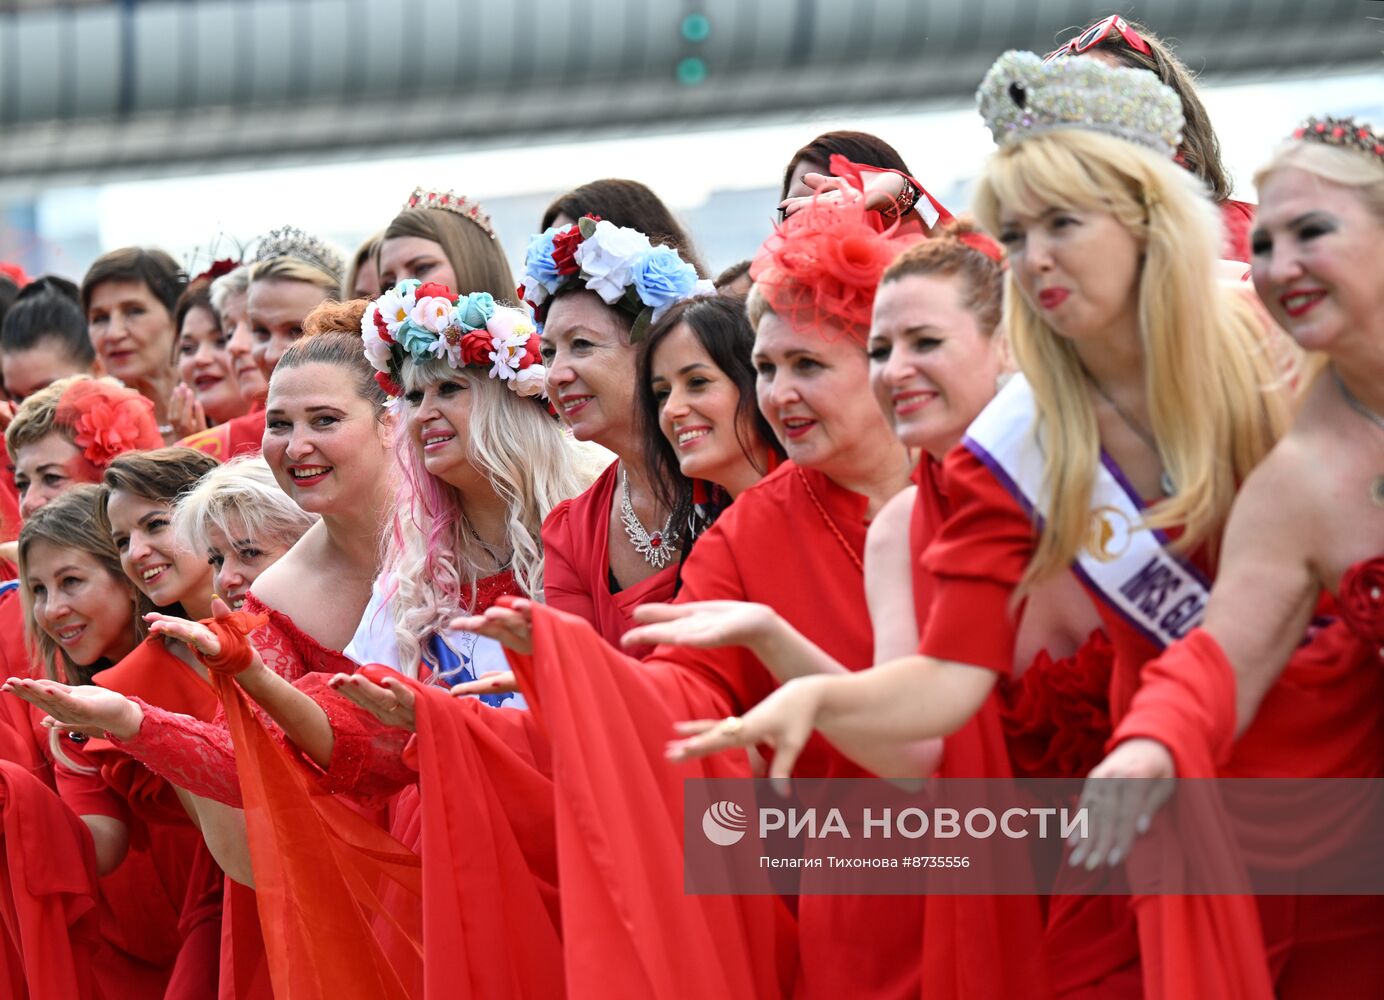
[414,281,455,302]
[55,380,163,469]
[374,371,403,397]
[459,330,492,367]
[750,190,922,344]
[550,225,585,276]
[519,334,542,368]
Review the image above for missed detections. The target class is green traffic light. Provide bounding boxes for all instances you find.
[681,13,711,43]
[676,57,707,85]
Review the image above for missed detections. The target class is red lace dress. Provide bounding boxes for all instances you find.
[109,593,413,806]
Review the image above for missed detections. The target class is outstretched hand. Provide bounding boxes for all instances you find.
[623,600,777,654]
[327,671,418,732]
[448,671,520,698]
[666,675,827,793]
[451,597,535,656]
[1068,738,1175,870]
[3,676,143,740]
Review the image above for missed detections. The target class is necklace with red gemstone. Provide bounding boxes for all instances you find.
[620,471,678,569]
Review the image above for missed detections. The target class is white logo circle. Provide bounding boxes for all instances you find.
[701,800,748,846]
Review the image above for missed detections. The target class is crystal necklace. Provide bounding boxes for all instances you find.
[620,471,677,569]
[1084,370,1175,497]
[1331,364,1384,507]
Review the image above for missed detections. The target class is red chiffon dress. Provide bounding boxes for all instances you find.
[541,460,678,656]
[921,447,1384,999]
[507,461,932,1000]
[904,459,1126,1000]
[1110,556,1384,1000]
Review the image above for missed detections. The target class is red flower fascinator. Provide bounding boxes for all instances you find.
[750,188,923,345]
[55,380,164,470]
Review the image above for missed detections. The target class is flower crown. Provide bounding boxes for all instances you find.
[1292,115,1384,166]
[977,49,1184,158]
[404,187,496,239]
[517,216,713,341]
[361,280,546,400]
[55,379,164,469]
[253,226,345,281]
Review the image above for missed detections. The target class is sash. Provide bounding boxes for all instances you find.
[962,375,1210,650]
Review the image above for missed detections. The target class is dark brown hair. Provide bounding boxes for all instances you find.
[880,219,1005,337]
[780,131,911,201]
[172,278,217,358]
[636,295,784,555]
[541,179,706,277]
[99,446,220,513]
[1078,19,1233,201]
[81,247,186,317]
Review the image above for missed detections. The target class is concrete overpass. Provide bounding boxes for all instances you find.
[0,0,1379,189]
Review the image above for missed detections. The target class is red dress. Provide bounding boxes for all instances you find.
[1220,200,1256,264]
[541,461,678,655]
[511,462,925,999]
[910,458,1130,1000]
[1111,558,1384,1000]
[179,407,266,461]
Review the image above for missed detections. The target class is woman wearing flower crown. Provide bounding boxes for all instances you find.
[516,215,713,653]
[454,197,931,999]
[1075,117,1384,999]
[666,51,1300,999]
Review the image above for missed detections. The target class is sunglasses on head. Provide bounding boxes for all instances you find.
[1044,15,1152,63]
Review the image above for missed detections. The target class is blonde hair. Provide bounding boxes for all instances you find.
[1254,139,1384,224]
[249,256,342,298]
[385,359,597,675]
[973,130,1293,590]
[173,455,318,555]
[209,264,252,316]
[18,484,144,685]
[5,375,83,459]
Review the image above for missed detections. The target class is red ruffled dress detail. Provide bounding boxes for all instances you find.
[1336,557,1384,645]
[1000,630,1115,780]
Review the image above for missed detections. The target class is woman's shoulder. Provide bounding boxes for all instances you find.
[542,459,617,533]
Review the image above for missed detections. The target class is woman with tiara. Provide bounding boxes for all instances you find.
[668,52,1294,999]
[1077,117,1384,999]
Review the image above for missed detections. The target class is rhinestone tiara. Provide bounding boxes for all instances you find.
[1292,115,1384,166]
[252,225,346,280]
[977,50,1184,158]
[403,187,496,239]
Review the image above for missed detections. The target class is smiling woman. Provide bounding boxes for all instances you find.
[80,247,186,438]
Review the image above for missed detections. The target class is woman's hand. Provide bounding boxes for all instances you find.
[623,601,779,655]
[166,383,208,439]
[146,611,222,658]
[3,677,144,740]
[326,672,417,732]
[779,170,904,218]
[451,598,535,656]
[448,671,520,698]
[1068,737,1175,869]
[666,675,828,791]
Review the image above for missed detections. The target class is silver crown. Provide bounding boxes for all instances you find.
[252,226,346,280]
[977,50,1184,158]
[404,187,496,239]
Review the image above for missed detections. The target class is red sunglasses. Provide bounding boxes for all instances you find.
[1044,15,1152,63]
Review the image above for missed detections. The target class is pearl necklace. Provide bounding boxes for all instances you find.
[620,472,677,569]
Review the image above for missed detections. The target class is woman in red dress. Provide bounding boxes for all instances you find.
[451,195,930,999]
[669,51,1294,999]
[1081,116,1384,999]
[5,485,206,999]
[170,276,254,450]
